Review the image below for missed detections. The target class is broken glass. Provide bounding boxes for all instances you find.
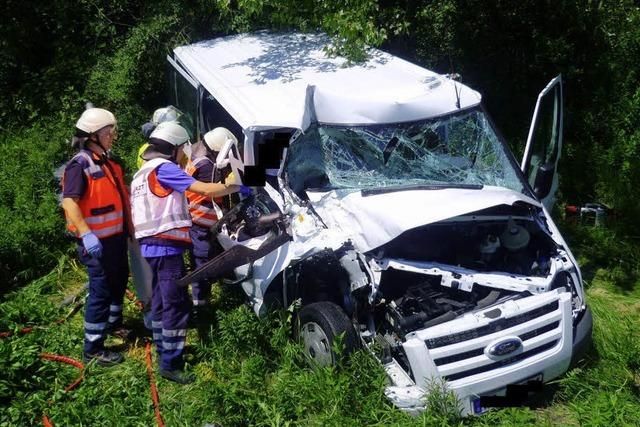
[286,108,524,195]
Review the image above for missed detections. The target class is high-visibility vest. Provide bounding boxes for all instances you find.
[184,157,223,228]
[63,150,126,239]
[131,158,192,244]
[136,143,149,169]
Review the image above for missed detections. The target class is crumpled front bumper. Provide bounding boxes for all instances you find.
[383,291,592,416]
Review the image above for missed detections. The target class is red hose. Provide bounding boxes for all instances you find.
[0,326,34,338]
[1,298,84,340]
[146,341,165,427]
[40,353,85,426]
[125,289,145,310]
[40,353,85,392]
[128,289,164,427]
[3,291,158,426]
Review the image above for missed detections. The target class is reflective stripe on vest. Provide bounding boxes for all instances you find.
[63,150,125,239]
[185,157,221,227]
[188,204,217,227]
[155,227,191,242]
[131,158,192,241]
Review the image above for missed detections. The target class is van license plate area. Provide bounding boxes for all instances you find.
[473,373,543,413]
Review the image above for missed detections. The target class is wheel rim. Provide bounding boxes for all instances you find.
[300,321,333,366]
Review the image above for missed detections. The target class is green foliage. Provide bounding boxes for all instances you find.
[0,124,73,288]
[1,232,639,426]
[406,1,640,222]
[1,2,640,424]
[2,0,639,284]
[560,219,640,294]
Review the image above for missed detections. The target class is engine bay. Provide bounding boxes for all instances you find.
[374,213,558,277]
[379,269,510,337]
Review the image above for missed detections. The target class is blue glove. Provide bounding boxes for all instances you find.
[239,185,253,196]
[81,231,103,258]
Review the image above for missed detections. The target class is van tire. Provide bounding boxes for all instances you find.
[296,301,359,367]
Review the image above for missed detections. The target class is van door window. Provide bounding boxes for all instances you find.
[521,75,563,208]
[167,60,198,139]
[201,92,244,156]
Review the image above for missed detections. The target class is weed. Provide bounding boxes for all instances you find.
[2,222,640,426]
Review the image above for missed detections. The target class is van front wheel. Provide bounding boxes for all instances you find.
[296,301,359,367]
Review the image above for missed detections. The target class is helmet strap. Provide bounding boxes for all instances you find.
[171,146,179,163]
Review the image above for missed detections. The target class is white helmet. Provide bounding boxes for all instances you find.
[75,108,116,134]
[152,106,180,125]
[203,127,237,152]
[149,121,190,146]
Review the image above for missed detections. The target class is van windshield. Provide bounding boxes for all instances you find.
[285,108,525,194]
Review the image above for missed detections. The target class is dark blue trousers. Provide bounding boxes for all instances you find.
[78,233,128,354]
[189,225,215,306]
[146,255,190,371]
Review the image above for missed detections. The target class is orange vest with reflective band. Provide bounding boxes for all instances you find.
[63,151,126,239]
[185,157,221,228]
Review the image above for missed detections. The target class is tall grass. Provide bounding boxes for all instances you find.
[1,227,639,426]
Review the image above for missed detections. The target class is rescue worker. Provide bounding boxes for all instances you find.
[184,128,237,310]
[61,108,130,366]
[131,121,239,384]
[138,106,182,169]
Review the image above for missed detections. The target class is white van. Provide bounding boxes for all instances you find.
[169,32,592,415]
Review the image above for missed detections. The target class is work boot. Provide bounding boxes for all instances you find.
[159,368,196,384]
[83,349,124,367]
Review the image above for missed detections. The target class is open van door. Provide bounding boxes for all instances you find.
[521,75,563,211]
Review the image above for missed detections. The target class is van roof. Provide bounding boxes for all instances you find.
[173,32,481,132]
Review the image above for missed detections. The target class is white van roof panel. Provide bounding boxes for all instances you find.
[173,32,482,131]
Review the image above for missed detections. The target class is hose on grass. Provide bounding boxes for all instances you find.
[146,340,165,427]
[126,289,164,427]
[0,326,34,338]
[41,353,85,391]
[3,288,161,426]
[0,295,85,339]
[40,353,85,427]
[125,289,145,310]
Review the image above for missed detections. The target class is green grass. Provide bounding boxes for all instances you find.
[1,225,639,426]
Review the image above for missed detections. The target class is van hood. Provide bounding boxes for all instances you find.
[306,186,541,252]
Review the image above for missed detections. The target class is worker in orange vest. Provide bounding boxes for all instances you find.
[184,128,240,311]
[61,108,132,366]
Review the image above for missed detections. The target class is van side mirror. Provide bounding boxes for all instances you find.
[532,162,555,200]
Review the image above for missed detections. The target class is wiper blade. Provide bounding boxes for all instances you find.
[306,185,354,192]
[361,183,483,196]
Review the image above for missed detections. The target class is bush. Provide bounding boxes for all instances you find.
[0,122,73,289]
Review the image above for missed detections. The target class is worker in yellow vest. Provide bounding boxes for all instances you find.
[138,106,182,169]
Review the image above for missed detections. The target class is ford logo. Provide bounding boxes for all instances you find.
[486,337,523,357]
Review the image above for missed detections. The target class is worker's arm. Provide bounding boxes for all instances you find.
[61,197,91,235]
[188,180,240,198]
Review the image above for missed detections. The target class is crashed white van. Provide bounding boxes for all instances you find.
[169,32,592,415]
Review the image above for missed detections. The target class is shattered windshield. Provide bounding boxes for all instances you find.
[285,108,524,194]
